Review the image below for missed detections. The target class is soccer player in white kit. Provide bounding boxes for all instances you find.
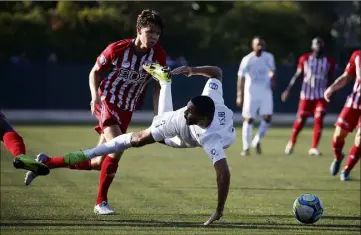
[236,37,276,156]
[63,64,235,226]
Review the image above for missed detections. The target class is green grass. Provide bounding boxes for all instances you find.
[1,125,360,235]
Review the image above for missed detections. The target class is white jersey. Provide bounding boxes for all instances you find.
[238,51,275,94]
[151,79,236,164]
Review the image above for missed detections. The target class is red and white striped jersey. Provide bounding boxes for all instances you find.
[344,50,361,110]
[298,53,336,100]
[96,39,166,112]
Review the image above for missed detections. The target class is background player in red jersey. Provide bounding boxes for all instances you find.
[325,50,361,181]
[24,9,167,214]
[0,111,49,175]
[281,37,336,156]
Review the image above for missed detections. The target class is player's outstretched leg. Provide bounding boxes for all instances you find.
[13,154,50,176]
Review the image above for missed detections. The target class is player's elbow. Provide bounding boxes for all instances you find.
[213,67,223,81]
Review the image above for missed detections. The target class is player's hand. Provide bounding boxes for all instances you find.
[236,96,243,108]
[324,87,334,103]
[281,89,290,102]
[90,96,101,115]
[203,210,223,226]
[171,66,192,77]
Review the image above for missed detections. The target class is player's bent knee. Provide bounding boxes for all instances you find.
[333,126,348,140]
[263,115,272,123]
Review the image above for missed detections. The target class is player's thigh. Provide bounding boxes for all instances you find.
[242,96,259,119]
[297,99,314,119]
[259,92,273,116]
[314,99,327,118]
[334,106,360,133]
[150,113,179,142]
[164,136,190,148]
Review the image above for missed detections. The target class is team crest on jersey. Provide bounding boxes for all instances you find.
[211,149,217,156]
[99,55,107,65]
[209,82,218,90]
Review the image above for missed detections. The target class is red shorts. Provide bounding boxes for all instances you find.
[94,101,133,135]
[297,99,327,118]
[335,106,361,132]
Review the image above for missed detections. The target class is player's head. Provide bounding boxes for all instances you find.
[311,37,325,53]
[184,96,215,126]
[252,36,265,53]
[136,9,163,49]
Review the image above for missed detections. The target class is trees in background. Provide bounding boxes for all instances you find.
[0,1,358,65]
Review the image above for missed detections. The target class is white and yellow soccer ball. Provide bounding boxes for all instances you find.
[293,194,324,224]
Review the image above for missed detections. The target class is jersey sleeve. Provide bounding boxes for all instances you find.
[201,134,226,165]
[201,78,224,105]
[96,44,116,73]
[297,55,306,72]
[237,56,248,77]
[344,51,357,76]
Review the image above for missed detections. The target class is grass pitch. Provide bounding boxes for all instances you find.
[1,125,360,235]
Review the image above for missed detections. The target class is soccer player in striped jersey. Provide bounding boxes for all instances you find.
[325,50,361,181]
[23,9,167,215]
[281,37,336,156]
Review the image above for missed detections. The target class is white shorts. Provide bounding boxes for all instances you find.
[242,91,273,119]
[150,113,175,142]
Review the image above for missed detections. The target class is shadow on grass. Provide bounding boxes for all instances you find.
[1,217,360,232]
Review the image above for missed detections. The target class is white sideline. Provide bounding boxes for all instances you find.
[2,110,338,125]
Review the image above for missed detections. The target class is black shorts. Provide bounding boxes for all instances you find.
[0,112,15,141]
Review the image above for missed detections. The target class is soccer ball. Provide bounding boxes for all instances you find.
[293,194,324,224]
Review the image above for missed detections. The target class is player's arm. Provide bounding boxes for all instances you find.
[171,66,222,81]
[268,53,277,89]
[236,57,247,108]
[90,45,114,114]
[202,141,230,226]
[281,55,304,102]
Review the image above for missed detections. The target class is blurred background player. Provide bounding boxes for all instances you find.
[281,37,336,156]
[236,37,276,156]
[325,49,361,181]
[24,9,167,215]
[0,111,49,175]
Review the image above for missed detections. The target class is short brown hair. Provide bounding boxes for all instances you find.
[136,9,163,31]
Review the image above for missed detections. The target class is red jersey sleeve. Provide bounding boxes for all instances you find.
[297,55,306,72]
[344,51,358,76]
[96,44,116,73]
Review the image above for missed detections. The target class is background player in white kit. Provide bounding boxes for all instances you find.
[61,64,235,226]
[236,37,276,156]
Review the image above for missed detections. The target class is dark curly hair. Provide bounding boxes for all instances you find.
[136,9,163,31]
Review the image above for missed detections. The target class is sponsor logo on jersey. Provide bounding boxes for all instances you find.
[209,82,218,90]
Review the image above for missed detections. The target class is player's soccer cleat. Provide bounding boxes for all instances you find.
[329,154,344,176]
[252,142,262,154]
[24,153,49,186]
[308,148,322,156]
[143,62,171,83]
[63,150,88,165]
[94,201,115,215]
[13,154,50,176]
[240,148,250,156]
[340,170,351,181]
[285,141,294,155]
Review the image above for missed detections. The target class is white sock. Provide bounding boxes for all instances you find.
[242,121,252,151]
[252,120,270,146]
[158,81,173,115]
[83,133,133,159]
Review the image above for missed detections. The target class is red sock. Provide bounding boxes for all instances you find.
[45,156,91,170]
[290,119,305,144]
[3,131,26,157]
[312,116,324,148]
[96,156,119,205]
[344,145,361,172]
[332,138,345,160]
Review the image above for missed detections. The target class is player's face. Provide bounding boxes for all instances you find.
[252,38,265,52]
[311,39,324,53]
[184,102,202,126]
[138,24,161,48]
